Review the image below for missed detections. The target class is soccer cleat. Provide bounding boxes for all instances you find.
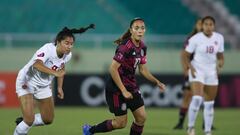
[173,123,183,129]
[82,124,93,135]
[187,127,195,135]
[15,117,23,125]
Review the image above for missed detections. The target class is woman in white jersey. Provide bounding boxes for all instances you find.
[13,26,94,135]
[182,16,224,135]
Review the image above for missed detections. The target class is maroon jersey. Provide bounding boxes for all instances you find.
[106,38,147,93]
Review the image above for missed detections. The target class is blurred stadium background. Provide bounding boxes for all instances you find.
[0,0,240,135]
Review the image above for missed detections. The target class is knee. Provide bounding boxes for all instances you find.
[135,114,147,125]
[42,115,54,125]
[113,119,127,129]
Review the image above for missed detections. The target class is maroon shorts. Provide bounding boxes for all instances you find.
[105,90,144,116]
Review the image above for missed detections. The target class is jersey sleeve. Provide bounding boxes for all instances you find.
[218,35,224,53]
[113,45,126,64]
[33,45,50,63]
[185,36,196,53]
[140,46,147,64]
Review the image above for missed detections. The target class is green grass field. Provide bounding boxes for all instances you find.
[0,107,239,135]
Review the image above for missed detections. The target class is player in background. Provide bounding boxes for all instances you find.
[82,18,165,135]
[182,16,224,135]
[13,25,94,135]
[173,19,202,129]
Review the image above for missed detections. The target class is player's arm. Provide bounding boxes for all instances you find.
[138,64,165,91]
[217,52,224,73]
[57,67,65,99]
[182,51,195,78]
[109,60,133,99]
[33,59,65,77]
[181,50,189,76]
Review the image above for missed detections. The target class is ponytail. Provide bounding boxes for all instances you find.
[55,24,95,45]
[114,29,131,45]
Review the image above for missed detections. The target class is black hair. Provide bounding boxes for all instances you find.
[54,24,95,45]
[114,17,145,45]
[189,18,202,37]
[202,16,215,24]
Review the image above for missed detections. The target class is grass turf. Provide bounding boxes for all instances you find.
[0,107,239,135]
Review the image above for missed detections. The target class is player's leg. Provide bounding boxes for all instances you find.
[83,91,127,135]
[187,81,204,135]
[14,94,34,135]
[128,91,145,135]
[85,115,127,135]
[36,97,54,126]
[174,87,192,129]
[131,106,146,135]
[203,85,218,134]
[32,86,54,126]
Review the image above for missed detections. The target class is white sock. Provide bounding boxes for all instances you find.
[188,95,203,128]
[204,101,214,133]
[32,113,45,126]
[13,121,31,135]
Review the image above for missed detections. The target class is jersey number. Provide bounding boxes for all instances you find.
[206,46,214,54]
[134,58,141,68]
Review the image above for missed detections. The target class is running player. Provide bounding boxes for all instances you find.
[183,16,224,135]
[82,17,165,135]
[13,26,93,135]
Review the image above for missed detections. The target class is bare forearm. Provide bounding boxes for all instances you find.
[140,66,159,84]
[217,53,224,68]
[57,76,64,89]
[33,60,56,76]
[109,68,127,92]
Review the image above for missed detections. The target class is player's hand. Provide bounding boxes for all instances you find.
[156,81,165,92]
[122,90,133,99]
[54,69,65,77]
[57,88,64,99]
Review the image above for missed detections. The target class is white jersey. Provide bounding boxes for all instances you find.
[185,32,224,70]
[17,43,72,87]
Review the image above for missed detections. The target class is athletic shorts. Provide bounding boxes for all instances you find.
[16,77,52,99]
[189,63,218,85]
[105,90,144,116]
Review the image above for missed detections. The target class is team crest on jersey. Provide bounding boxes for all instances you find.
[121,103,127,111]
[37,52,45,57]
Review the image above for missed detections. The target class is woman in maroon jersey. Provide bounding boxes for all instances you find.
[83,18,165,135]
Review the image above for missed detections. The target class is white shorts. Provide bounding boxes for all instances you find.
[16,78,52,99]
[188,64,218,86]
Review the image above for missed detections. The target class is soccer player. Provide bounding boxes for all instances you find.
[82,17,165,135]
[13,26,92,135]
[183,16,224,135]
[173,19,202,129]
